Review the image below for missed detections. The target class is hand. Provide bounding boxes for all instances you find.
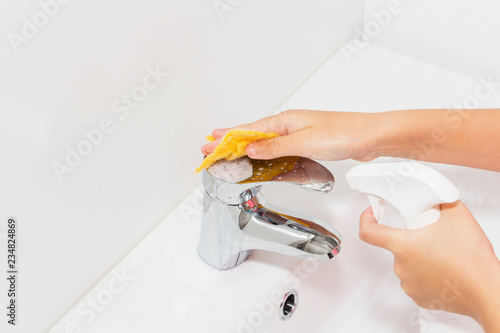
[201,110,384,161]
[358,201,500,332]
[202,109,500,171]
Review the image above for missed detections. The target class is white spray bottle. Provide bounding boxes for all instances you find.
[346,162,459,229]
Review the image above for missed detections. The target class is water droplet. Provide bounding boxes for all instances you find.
[258,167,264,171]
[256,172,262,175]
[277,177,282,180]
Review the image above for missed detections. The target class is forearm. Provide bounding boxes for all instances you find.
[375,109,500,171]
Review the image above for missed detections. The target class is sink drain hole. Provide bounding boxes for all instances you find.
[283,295,295,315]
[279,289,298,321]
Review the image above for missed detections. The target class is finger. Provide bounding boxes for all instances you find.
[203,116,289,157]
[438,200,479,228]
[439,200,468,220]
[241,113,290,135]
[359,206,402,251]
[246,132,308,159]
[206,111,304,158]
[201,138,222,155]
[212,127,234,139]
[213,112,292,139]
[439,200,484,234]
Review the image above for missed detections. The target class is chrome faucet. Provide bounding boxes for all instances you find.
[198,156,342,270]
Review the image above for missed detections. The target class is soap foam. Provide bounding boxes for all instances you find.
[207,157,253,183]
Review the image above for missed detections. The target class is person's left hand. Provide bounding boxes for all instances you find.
[358,201,500,331]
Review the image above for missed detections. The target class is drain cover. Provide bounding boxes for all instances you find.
[279,289,298,321]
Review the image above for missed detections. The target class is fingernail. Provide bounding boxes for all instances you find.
[247,144,256,157]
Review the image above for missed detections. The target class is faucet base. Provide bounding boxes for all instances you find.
[197,247,253,270]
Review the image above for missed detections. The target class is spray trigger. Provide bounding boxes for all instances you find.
[367,195,385,222]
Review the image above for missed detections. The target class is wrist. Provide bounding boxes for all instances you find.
[369,110,414,159]
[371,109,444,160]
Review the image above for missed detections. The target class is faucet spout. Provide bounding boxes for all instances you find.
[239,196,341,261]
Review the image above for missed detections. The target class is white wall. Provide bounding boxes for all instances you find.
[362,0,500,79]
[0,0,363,331]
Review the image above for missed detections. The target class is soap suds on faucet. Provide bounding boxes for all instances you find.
[208,157,253,183]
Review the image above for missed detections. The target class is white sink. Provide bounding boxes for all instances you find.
[50,44,500,333]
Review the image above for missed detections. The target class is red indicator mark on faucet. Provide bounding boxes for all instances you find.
[246,199,256,208]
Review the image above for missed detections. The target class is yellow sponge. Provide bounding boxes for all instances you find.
[196,129,278,173]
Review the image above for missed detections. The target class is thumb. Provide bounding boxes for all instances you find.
[246,135,304,160]
[359,206,402,251]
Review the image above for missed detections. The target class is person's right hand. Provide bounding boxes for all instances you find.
[201,110,385,161]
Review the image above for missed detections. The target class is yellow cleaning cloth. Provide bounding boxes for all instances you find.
[196,129,278,173]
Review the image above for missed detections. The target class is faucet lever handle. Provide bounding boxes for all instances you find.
[243,156,334,191]
[203,156,335,204]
